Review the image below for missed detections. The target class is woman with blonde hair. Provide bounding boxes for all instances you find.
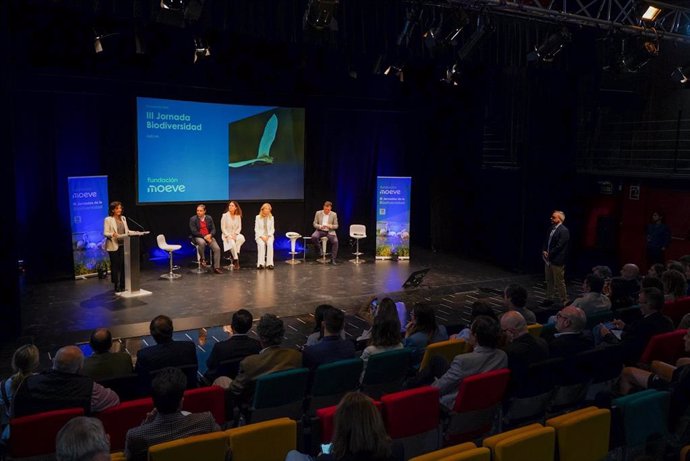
[254,202,275,269]
[221,200,245,270]
[1,344,40,441]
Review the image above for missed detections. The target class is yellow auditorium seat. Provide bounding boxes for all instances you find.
[546,407,610,461]
[147,431,230,461]
[483,425,555,461]
[482,423,544,452]
[110,452,126,461]
[681,444,690,461]
[419,339,469,371]
[527,323,543,338]
[436,448,490,461]
[225,417,297,461]
[409,442,480,461]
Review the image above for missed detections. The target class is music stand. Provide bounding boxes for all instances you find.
[402,268,430,289]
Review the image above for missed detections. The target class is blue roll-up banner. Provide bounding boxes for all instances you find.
[68,176,109,278]
[375,176,411,260]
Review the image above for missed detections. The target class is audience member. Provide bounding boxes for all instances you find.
[548,306,593,358]
[134,315,198,385]
[592,265,613,296]
[204,309,261,382]
[432,316,507,408]
[124,367,221,461]
[306,304,346,346]
[647,263,666,280]
[1,344,40,441]
[503,284,537,324]
[224,314,302,404]
[599,287,674,362]
[360,305,403,378]
[679,255,690,295]
[12,346,119,418]
[82,328,133,381]
[662,269,688,301]
[451,300,498,341]
[641,276,664,292]
[56,416,110,461]
[571,274,611,316]
[286,392,403,461]
[646,211,671,265]
[303,308,356,370]
[403,303,448,366]
[501,311,549,372]
[609,264,641,310]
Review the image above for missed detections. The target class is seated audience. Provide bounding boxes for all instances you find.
[403,303,448,366]
[223,314,302,404]
[599,287,674,362]
[303,307,356,370]
[1,344,40,441]
[592,265,613,295]
[451,300,498,341]
[548,306,593,358]
[135,315,198,385]
[360,305,403,378]
[124,367,221,461]
[571,274,611,316]
[609,263,641,310]
[647,263,666,280]
[56,416,110,461]
[432,316,508,408]
[286,392,404,461]
[82,328,134,381]
[306,304,347,347]
[501,311,549,371]
[204,309,261,382]
[662,269,688,301]
[12,345,119,418]
[503,283,537,324]
[641,275,664,292]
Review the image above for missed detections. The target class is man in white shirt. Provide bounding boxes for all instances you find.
[311,201,339,265]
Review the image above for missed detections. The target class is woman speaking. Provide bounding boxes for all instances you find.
[103,201,131,292]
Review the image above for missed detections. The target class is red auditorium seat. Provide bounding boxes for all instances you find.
[182,385,225,426]
[9,407,84,458]
[96,397,154,451]
[664,297,690,326]
[445,368,511,445]
[639,329,687,365]
[380,386,441,458]
[315,400,382,444]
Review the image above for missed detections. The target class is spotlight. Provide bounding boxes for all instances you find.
[304,0,339,31]
[440,63,461,86]
[423,8,469,50]
[527,27,572,63]
[384,65,404,82]
[641,5,661,22]
[160,0,187,11]
[193,38,210,63]
[671,66,690,83]
[618,36,659,72]
[93,29,120,54]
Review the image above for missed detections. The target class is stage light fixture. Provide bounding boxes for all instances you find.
[160,0,187,11]
[527,27,572,63]
[193,37,210,63]
[671,66,690,83]
[93,29,121,54]
[641,5,661,22]
[304,0,339,31]
[384,65,404,82]
[618,35,659,72]
[440,63,461,86]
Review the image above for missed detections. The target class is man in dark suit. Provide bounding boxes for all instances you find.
[548,306,594,358]
[82,328,134,381]
[542,210,570,307]
[189,203,223,274]
[135,315,198,388]
[302,307,356,370]
[501,311,549,370]
[204,309,261,382]
[600,287,674,363]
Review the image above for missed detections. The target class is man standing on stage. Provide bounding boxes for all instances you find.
[542,210,570,307]
[190,204,223,274]
[311,201,339,265]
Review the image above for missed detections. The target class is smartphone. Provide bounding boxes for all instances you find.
[370,298,379,316]
[321,443,332,454]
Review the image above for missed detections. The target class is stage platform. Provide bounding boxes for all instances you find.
[12,247,576,370]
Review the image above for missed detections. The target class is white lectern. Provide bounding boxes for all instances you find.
[117,231,152,298]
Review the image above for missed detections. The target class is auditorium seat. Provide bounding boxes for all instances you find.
[96,372,142,402]
[226,417,297,461]
[503,358,559,427]
[612,389,670,459]
[182,385,225,426]
[527,323,543,338]
[663,296,690,326]
[360,348,412,399]
[381,386,441,459]
[307,358,363,414]
[548,353,591,414]
[419,339,469,372]
[408,442,490,461]
[444,368,511,444]
[96,397,154,451]
[315,400,382,444]
[9,407,84,458]
[485,425,555,461]
[639,329,687,365]
[546,406,610,461]
[148,431,230,461]
[246,367,309,423]
[482,423,544,455]
[573,344,624,401]
[681,445,690,461]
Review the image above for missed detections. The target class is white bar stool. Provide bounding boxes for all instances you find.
[285,232,302,265]
[157,234,182,279]
[349,224,367,264]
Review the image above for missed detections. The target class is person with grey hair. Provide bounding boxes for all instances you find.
[56,416,110,461]
[541,210,570,307]
[548,306,593,358]
[12,346,119,418]
[501,311,549,371]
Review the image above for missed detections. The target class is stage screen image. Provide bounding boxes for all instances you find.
[137,97,305,203]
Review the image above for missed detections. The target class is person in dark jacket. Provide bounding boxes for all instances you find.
[541,210,570,307]
[302,307,355,370]
[204,309,261,382]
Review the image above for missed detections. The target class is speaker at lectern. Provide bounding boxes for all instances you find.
[117,231,152,298]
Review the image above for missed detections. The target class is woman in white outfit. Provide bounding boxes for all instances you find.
[254,203,275,270]
[221,200,245,270]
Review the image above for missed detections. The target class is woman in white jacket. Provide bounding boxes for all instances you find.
[103,201,131,292]
[221,200,245,270]
[254,203,275,269]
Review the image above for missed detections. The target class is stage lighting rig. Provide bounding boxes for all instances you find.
[618,35,659,72]
[671,66,689,83]
[193,37,210,63]
[527,27,572,62]
[304,0,339,31]
[160,0,187,11]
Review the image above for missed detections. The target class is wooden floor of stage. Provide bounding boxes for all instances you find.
[8,247,581,371]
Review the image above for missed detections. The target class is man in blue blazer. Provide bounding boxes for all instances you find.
[542,210,570,307]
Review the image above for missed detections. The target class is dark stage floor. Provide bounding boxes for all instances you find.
[9,247,581,372]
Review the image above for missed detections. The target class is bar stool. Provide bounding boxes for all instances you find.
[189,238,211,274]
[349,224,366,264]
[156,234,182,279]
[285,232,302,265]
[316,236,330,264]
